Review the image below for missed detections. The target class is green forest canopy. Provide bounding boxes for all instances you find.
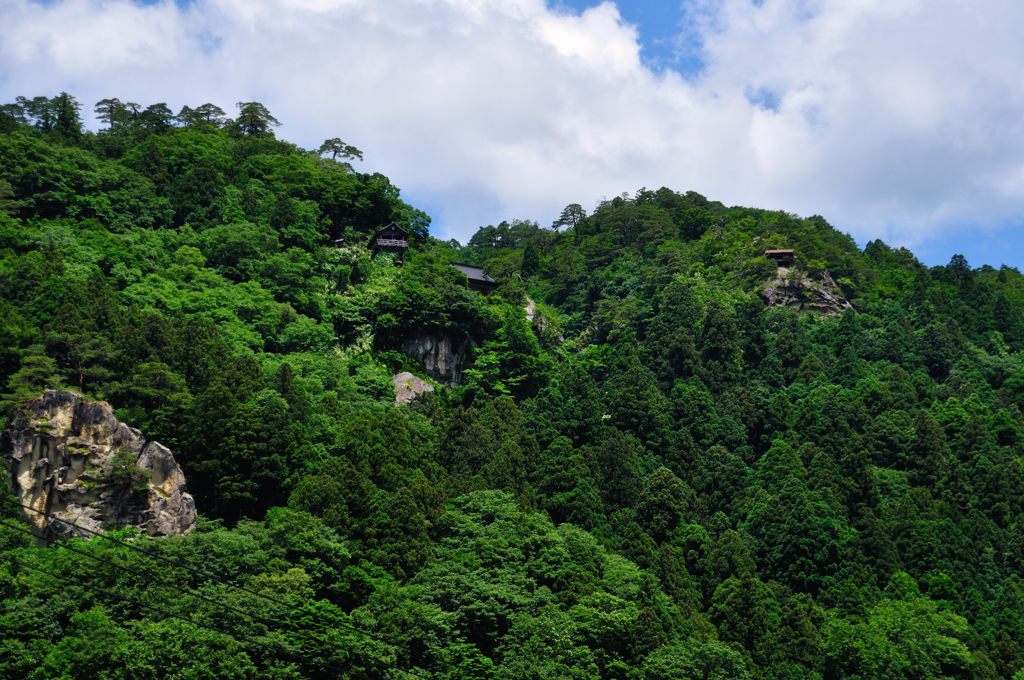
[1,94,1024,679]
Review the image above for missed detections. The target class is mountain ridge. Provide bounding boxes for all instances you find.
[0,94,1022,679]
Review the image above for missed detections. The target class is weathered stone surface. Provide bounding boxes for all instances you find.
[523,296,564,348]
[392,372,435,405]
[401,332,475,385]
[2,390,196,541]
[762,267,852,315]
[524,297,537,322]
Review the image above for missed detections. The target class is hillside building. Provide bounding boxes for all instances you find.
[369,222,409,255]
[764,249,796,267]
[452,263,498,293]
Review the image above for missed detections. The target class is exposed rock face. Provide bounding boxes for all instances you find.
[391,372,434,405]
[524,297,537,322]
[525,297,563,347]
[2,390,196,541]
[762,267,852,315]
[401,332,475,386]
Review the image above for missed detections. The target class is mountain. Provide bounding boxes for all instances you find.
[1,94,1023,679]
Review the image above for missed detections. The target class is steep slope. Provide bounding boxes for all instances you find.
[1,95,1023,679]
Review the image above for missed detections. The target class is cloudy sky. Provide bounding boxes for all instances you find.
[2,0,1023,267]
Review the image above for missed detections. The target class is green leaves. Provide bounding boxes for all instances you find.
[823,581,978,679]
[317,138,363,163]
[231,102,281,137]
[3,90,1024,678]
[0,132,171,230]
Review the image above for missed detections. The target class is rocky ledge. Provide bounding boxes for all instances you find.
[2,390,196,541]
[762,267,852,315]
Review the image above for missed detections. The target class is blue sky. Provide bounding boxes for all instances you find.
[558,0,707,76]
[552,0,1024,271]
[2,0,1023,270]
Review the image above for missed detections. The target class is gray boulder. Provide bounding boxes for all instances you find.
[391,372,435,405]
[2,390,196,541]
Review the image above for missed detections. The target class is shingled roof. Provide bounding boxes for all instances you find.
[452,263,498,293]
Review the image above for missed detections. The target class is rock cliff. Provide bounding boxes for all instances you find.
[401,332,475,385]
[2,390,196,541]
[762,267,852,315]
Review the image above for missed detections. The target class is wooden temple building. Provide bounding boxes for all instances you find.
[763,249,796,267]
[369,222,410,255]
[451,263,498,294]
[366,222,497,293]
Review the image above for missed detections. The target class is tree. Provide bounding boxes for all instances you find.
[534,437,603,528]
[195,102,227,125]
[123,101,142,122]
[108,446,152,517]
[823,579,979,678]
[642,639,753,680]
[907,410,950,487]
[8,93,81,140]
[644,278,700,387]
[0,179,17,215]
[462,306,549,400]
[140,102,174,131]
[601,344,672,451]
[95,98,128,129]
[0,102,27,129]
[1,347,63,408]
[232,101,280,136]
[318,137,364,162]
[16,95,56,130]
[177,103,227,128]
[710,575,784,666]
[698,300,742,392]
[744,478,852,594]
[589,429,645,510]
[947,253,971,281]
[495,608,599,679]
[520,241,540,279]
[552,203,585,231]
[636,467,692,542]
[33,607,143,679]
[529,361,604,447]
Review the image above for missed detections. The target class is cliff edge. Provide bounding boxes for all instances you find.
[2,390,196,541]
[762,267,852,315]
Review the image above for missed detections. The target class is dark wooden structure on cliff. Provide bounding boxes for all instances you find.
[764,249,796,267]
[452,263,498,293]
[369,222,409,255]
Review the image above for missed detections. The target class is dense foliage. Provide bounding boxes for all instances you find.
[2,94,1024,679]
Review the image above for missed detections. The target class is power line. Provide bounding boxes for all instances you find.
[4,509,436,679]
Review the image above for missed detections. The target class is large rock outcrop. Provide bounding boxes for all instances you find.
[2,390,196,541]
[401,332,475,386]
[762,267,852,315]
[391,371,434,405]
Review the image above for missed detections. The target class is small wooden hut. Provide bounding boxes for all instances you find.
[369,222,409,254]
[764,249,796,267]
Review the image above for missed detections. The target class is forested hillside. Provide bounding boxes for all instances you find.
[2,94,1024,679]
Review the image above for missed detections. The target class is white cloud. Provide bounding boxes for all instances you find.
[1,0,1023,251]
